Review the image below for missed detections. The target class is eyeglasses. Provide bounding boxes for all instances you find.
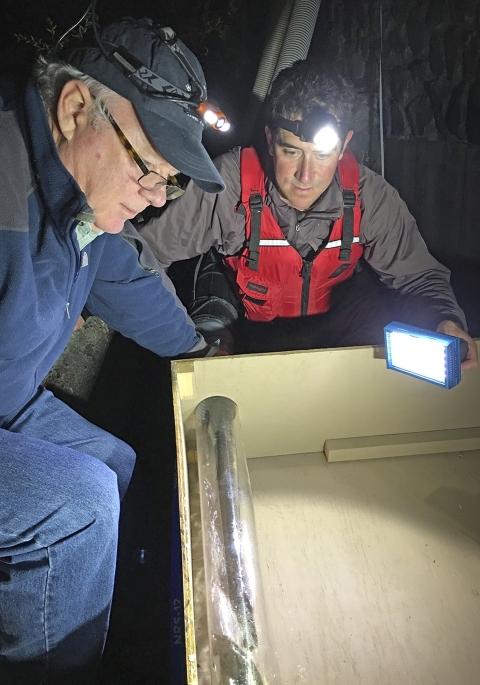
[105,110,185,200]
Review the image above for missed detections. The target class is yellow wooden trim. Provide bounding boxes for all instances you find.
[176,360,196,400]
[171,361,198,685]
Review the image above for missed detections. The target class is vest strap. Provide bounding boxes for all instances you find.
[246,193,263,271]
[339,189,356,261]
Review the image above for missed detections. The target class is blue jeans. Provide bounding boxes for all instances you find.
[0,387,136,684]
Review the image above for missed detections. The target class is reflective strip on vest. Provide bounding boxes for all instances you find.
[258,239,290,246]
[258,236,360,248]
[325,237,360,249]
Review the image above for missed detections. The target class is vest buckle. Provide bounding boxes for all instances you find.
[343,189,356,208]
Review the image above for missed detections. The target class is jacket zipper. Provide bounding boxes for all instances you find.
[300,259,313,316]
[65,221,82,319]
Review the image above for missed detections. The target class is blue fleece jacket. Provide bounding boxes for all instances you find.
[0,79,203,424]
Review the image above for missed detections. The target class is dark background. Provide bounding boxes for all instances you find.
[1,1,480,683]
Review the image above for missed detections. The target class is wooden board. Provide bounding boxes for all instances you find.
[247,450,480,685]
[172,342,480,683]
[173,341,480,460]
[171,363,198,685]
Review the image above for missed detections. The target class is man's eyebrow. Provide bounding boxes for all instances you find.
[278,138,302,150]
[141,153,160,169]
[142,151,178,176]
[141,156,168,176]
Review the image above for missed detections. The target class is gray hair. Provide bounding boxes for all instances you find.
[33,54,121,129]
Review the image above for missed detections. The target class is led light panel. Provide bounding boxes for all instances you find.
[384,322,462,389]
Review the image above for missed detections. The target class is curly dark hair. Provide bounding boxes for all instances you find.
[266,61,356,133]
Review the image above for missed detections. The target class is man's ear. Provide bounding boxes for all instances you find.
[338,130,354,160]
[55,80,93,143]
[265,125,275,156]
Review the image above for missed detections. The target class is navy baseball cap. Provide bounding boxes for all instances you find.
[70,18,225,193]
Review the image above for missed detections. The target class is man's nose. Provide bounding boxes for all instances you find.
[295,155,314,184]
[138,184,168,208]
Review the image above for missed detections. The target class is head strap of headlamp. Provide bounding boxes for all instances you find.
[100,41,203,106]
[90,0,205,108]
[271,108,345,145]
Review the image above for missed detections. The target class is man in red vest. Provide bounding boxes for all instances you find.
[139,62,477,369]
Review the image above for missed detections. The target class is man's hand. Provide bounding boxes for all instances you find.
[74,316,85,331]
[214,347,231,356]
[436,320,478,371]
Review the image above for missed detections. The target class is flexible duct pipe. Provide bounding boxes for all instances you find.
[252,0,294,103]
[195,396,277,685]
[242,0,294,142]
[243,0,322,142]
[272,0,322,80]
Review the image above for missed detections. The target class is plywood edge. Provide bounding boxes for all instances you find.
[174,359,196,400]
[171,362,198,685]
[325,426,480,462]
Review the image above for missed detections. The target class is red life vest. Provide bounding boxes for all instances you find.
[225,147,363,321]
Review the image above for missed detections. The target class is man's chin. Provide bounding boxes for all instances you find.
[288,196,317,211]
[93,217,126,234]
[293,202,314,211]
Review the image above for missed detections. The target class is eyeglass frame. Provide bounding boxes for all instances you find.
[104,109,185,200]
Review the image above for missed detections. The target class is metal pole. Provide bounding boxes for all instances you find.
[379,0,385,177]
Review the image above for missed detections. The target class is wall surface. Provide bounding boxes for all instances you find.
[309,0,480,261]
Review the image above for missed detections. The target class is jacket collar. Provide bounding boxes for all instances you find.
[261,155,344,253]
[18,80,90,234]
[264,171,344,225]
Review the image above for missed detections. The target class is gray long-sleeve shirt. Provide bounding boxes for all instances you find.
[139,146,467,330]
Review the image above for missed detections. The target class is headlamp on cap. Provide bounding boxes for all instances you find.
[272,109,345,154]
[70,0,230,133]
[197,102,230,132]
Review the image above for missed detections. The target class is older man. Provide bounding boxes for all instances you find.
[140,62,477,368]
[0,18,224,683]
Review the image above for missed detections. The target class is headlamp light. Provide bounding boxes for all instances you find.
[271,108,345,154]
[197,102,231,132]
[312,125,340,153]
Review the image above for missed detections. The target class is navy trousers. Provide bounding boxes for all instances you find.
[0,387,136,685]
